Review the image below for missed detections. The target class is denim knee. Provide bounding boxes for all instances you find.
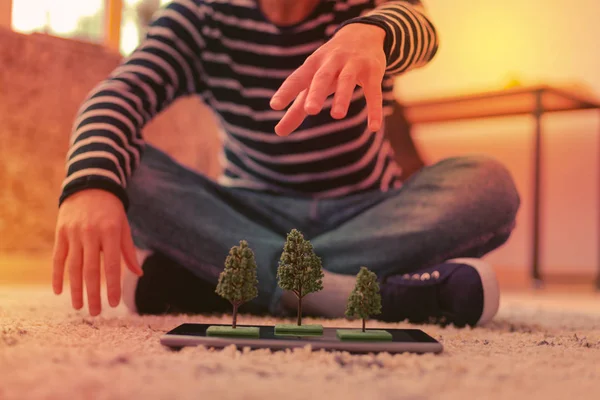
[462,155,521,226]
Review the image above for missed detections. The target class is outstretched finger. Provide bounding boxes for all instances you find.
[304,59,341,115]
[67,233,84,310]
[102,230,121,308]
[362,74,384,132]
[83,230,102,316]
[52,227,69,295]
[331,63,360,119]
[274,89,309,136]
[271,58,318,110]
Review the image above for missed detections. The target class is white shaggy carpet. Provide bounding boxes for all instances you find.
[1,286,599,400]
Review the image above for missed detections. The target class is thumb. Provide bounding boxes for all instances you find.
[121,221,143,276]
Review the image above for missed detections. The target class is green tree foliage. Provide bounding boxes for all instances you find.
[345,267,382,332]
[277,229,324,326]
[215,240,258,328]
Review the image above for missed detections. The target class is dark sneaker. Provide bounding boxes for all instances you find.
[378,258,500,327]
[123,251,233,315]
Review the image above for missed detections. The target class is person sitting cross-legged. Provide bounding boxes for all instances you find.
[52,0,520,327]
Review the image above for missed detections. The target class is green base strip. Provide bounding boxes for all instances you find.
[336,329,393,341]
[274,324,324,335]
[273,332,323,338]
[206,326,260,338]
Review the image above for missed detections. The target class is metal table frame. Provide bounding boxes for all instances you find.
[402,85,600,289]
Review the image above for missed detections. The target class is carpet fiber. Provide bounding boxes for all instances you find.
[1,286,599,400]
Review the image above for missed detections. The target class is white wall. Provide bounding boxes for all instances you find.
[396,0,600,273]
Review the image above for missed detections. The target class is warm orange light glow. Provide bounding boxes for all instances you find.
[9,0,172,54]
[398,0,600,275]
[2,0,598,281]
[397,0,600,101]
[11,0,104,35]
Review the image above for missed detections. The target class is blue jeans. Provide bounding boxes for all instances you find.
[126,145,520,315]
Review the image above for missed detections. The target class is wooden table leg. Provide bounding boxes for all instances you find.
[532,90,544,288]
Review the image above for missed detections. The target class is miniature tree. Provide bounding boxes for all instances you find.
[277,229,324,327]
[215,240,258,329]
[345,267,382,332]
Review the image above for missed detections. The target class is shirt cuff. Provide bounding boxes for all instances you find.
[59,176,129,210]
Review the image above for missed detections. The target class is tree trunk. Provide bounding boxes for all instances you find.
[297,296,303,326]
[297,289,302,326]
[362,318,366,332]
[232,303,238,329]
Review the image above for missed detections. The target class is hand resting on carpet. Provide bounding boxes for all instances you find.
[52,189,144,316]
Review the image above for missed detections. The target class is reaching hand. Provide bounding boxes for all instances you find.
[52,189,143,316]
[270,23,387,136]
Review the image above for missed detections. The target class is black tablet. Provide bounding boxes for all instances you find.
[161,324,443,354]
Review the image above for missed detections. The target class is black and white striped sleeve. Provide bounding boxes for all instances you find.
[340,0,439,75]
[59,0,206,209]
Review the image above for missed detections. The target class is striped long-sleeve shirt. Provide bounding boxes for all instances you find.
[60,0,438,209]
